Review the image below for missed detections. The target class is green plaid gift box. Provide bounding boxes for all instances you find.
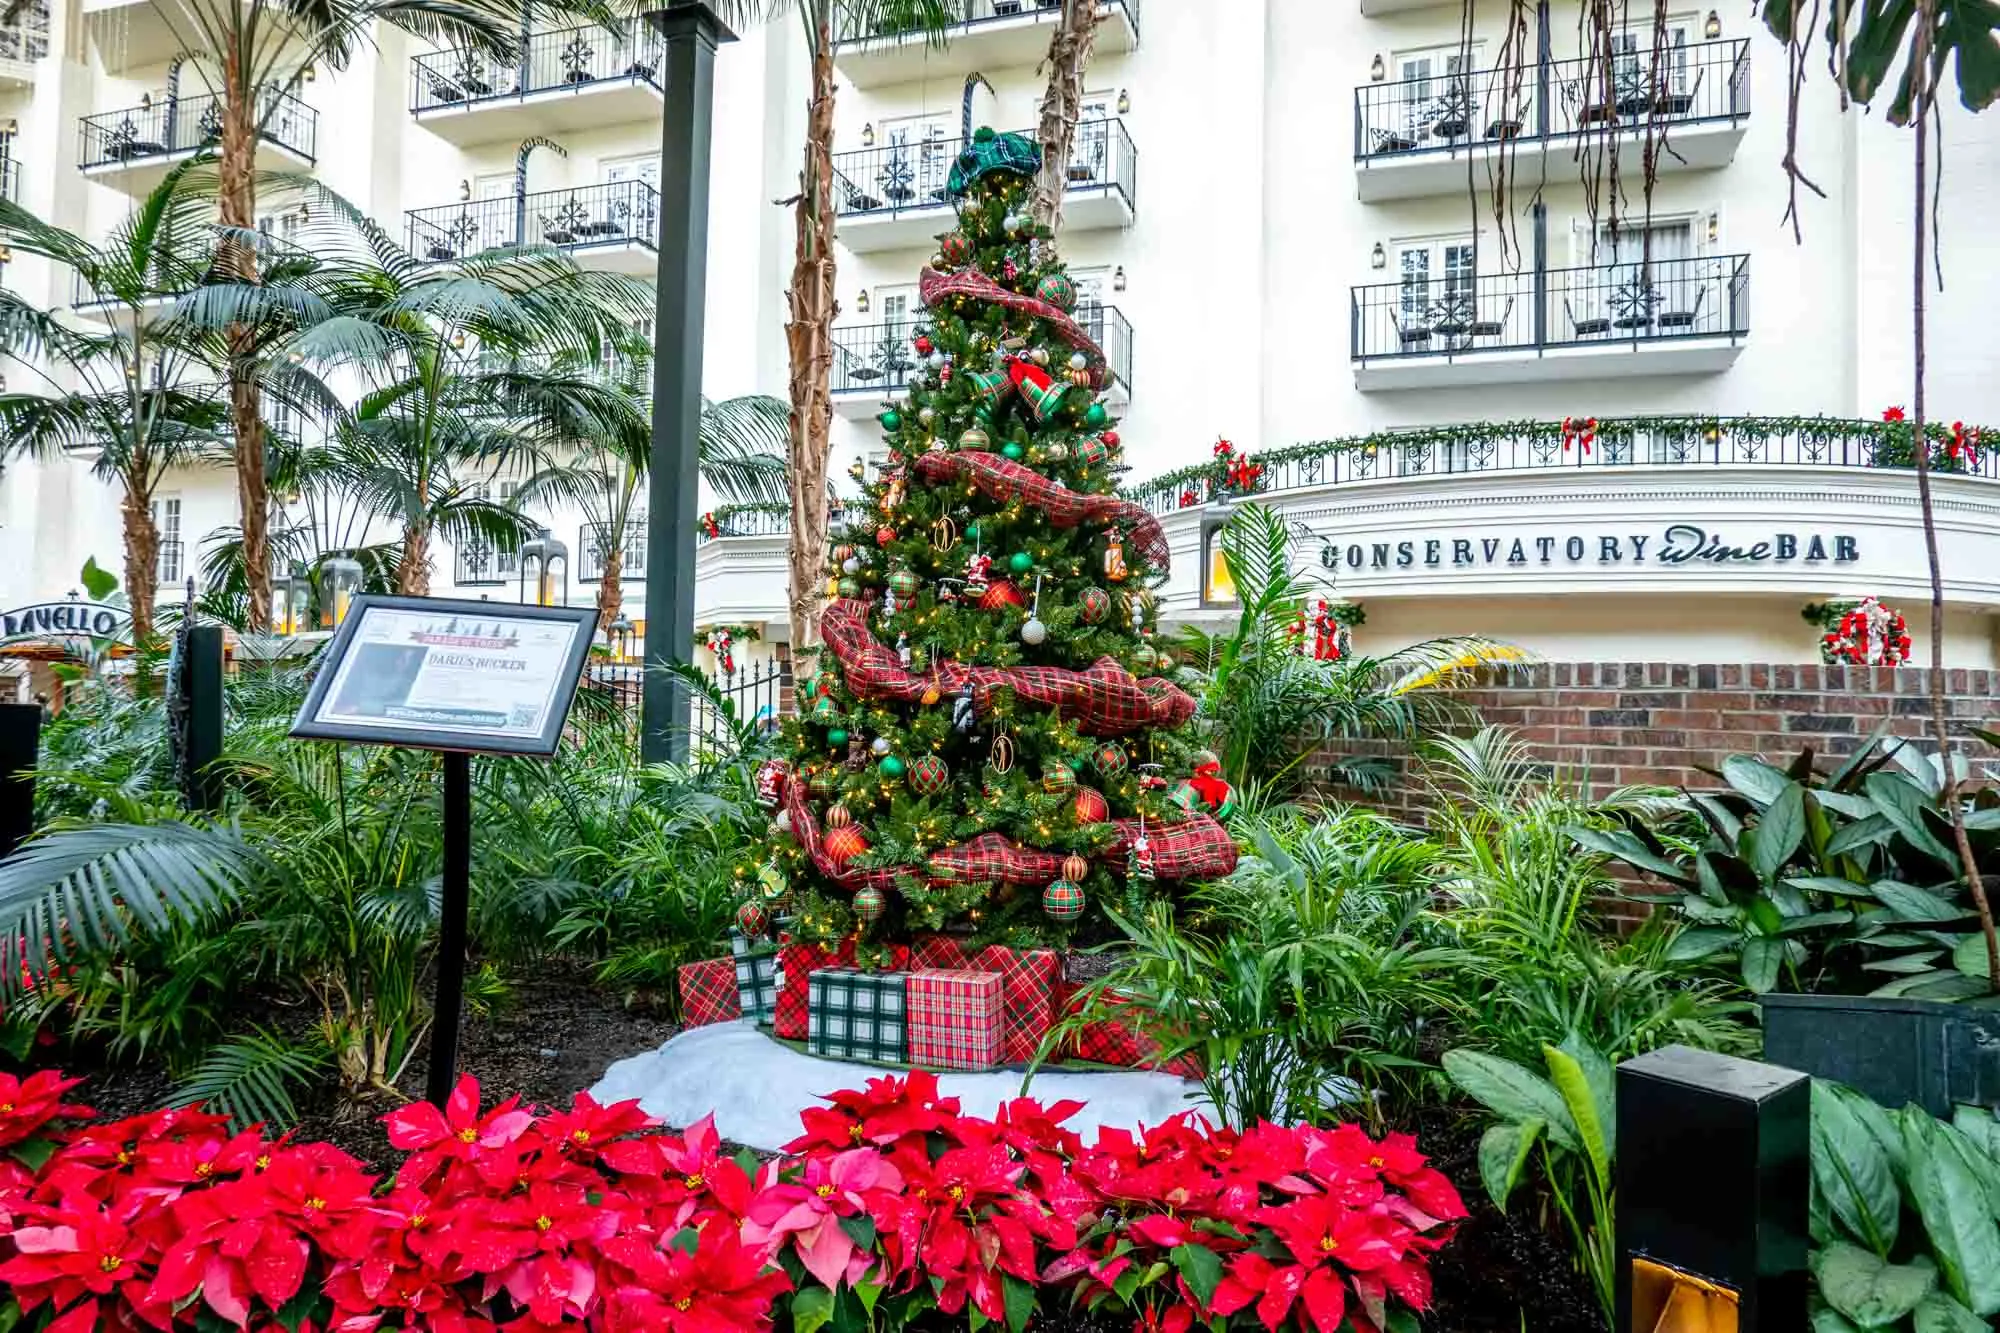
[908,969,1003,1071]
[730,930,781,1026]
[807,968,908,1063]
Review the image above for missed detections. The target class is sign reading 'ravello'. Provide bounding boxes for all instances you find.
[0,601,121,644]
[1321,523,1861,573]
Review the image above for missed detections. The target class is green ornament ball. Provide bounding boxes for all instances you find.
[854,885,887,924]
[880,754,908,779]
[880,409,902,431]
[837,576,860,598]
[1043,879,1085,922]
[1002,442,1026,462]
[827,728,849,746]
[965,523,982,541]
[1084,402,1109,429]
[1009,551,1033,574]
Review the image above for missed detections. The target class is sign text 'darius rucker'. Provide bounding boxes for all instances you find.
[1320,523,1861,574]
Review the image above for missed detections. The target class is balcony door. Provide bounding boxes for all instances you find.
[1395,238,1476,325]
[1069,93,1115,182]
[868,285,920,385]
[1611,20,1696,103]
[601,155,660,241]
[877,113,954,207]
[151,496,183,586]
[1394,45,1480,145]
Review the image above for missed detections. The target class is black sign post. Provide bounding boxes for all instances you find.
[289,595,597,1105]
[0,702,40,861]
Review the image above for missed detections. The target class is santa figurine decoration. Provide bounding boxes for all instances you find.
[1311,600,1341,662]
[706,627,736,674]
[964,551,994,599]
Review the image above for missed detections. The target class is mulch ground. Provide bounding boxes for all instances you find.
[25,964,1604,1331]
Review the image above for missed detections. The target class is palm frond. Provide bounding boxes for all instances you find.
[173,1027,330,1130]
[1377,637,1529,695]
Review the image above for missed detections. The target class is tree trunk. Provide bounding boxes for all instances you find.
[1905,11,1997,988]
[597,545,623,628]
[219,56,271,632]
[397,524,431,595]
[1030,0,1098,234]
[121,480,160,649]
[785,22,838,655]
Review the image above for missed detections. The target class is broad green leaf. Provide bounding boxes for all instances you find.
[1442,1050,1579,1150]
[1817,789,1879,821]
[1170,1244,1223,1308]
[1914,1291,1991,1333]
[792,1286,836,1333]
[1664,925,1740,961]
[1810,1241,1936,1325]
[1723,754,1793,806]
[1568,826,1693,883]
[1863,951,1948,974]
[1865,772,1958,864]
[1950,932,2000,980]
[79,555,118,600]
[1812,1080,1902,1255]
[1001,1274,1035,1333]
[1873,880,1973,924]
[1556,1033,1616,1160]
[1789,875,1879,899]
[1811,1310,1862,1333]
[1906,973,1997,1002]
[1741,936,1785,993]
[1545,1043,1612,1187]
[1828,814,1897,857]
[1752,785,1808,882]
[1477,1120,1543,1209]
[1950,1103,2000,1160]
[1779,911,1858,935]
[1903,1110,2000,1315]
[1936,1117,2000,1218]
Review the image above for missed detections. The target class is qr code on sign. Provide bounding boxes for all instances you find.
[510,704,538,728]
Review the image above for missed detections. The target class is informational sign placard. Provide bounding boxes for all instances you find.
[290,595,597,757]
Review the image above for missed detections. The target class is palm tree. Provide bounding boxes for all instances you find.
[0,165,231,648]
[706,0,956,652]
[128,0,543,633]
[515,387,790,628]
[1031,0,1099,234]
[186,190,655,595]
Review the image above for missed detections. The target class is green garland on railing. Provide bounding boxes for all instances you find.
[1119,413,1995,506]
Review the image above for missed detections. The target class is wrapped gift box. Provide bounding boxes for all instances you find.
[730,930,782,1027]
[909,937,1061,1065]
[776,939,856,1039]
[1066,989,1203,1079]
[807,968,909,1064]
[907,969,1004,1071]
[677,957,740,1028]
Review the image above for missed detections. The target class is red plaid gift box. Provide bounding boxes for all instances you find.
[677,957,740,1028]
[907,969,1004,1071]
[1065,989,1203,1079]
[909,937,1060,1064]
[775,939,911,1039]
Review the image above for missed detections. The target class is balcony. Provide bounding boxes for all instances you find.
[830,0,1139,88]
[406,181,659,275]
[79,89,316,192]
[830,304,1132,419]
[834,119,1136,254]
[1350,254,1748,389]
[454,538,519,588]
[70,236,314,326]
[1354,42,1749,202]
[1,156,19,202]
[578,521,647,582]
[410,20,664,146]
[0,3,48,87]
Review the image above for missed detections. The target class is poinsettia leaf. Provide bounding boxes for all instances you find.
[1002,1276,1035,1333]
[6,1137,57,1171]
[792,1286,836,1333]
[1171,1243,1223,1308]
[840,1214,878,1250]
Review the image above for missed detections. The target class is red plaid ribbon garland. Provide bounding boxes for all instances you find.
[909,939,1060,1064]
[919,266,1110,389]
[911,450,1170,573]
[822,598,1191,736]
[677,958,741,1028]
[907,969,1004,1070]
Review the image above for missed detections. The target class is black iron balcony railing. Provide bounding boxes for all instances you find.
[407,180,659,261]
[831,0,1137,44]
[699,502,854,543]
[154,541,185,586]
[79,89,317,171]
[834,118,1136,217]
[410,20,664,113]
[1351,253,1748,363]
[455,538,520,586]
[832,305,1133,398]
[578,521,646,582]
[0,156,17,203]
[1357,40,1748,160]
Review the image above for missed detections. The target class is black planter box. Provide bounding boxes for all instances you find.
[1761,992,2000,1115]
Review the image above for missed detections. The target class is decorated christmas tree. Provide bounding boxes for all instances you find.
[740,128,1237,953]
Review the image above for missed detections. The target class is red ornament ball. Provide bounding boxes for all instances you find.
[1073,786,1110,824]
[910,754,950,796]
[876,525,897,547]
[940,232,974,264]
[1080,587,1112,625]
[735,899,770,939]
[980,579,1025,611]
[1101,430,1121,449]
[824,824,868,867]
[914,334,934,356]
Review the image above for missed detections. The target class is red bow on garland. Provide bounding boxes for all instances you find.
[1179,488,1200,508]
[701,511,720,539]
[1561,416,1597,455]
[1226,455,1264,492]
[1951,421,1980,464]
[1213,437,1236,459]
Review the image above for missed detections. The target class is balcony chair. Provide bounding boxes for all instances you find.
[1656,283,1708,331]
[1564,297,1611,338]
[538,214,578,246]
[1396,322,1434,351]
[1469,295,1514,340]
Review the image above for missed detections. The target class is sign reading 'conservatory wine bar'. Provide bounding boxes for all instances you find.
[0,601,121,645]
[1321,523,1861,574]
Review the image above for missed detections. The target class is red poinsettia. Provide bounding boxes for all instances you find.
[0,1208,154,1333]
[383,1074,536,1188]
[0,1070,93,1149]
[599,1222,790,1333]
[741,1147,903,1289]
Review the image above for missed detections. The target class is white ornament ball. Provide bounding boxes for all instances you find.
[1031,347,1050,366]
[1021,617,1048,646]
[842,556,861,574]
[928,351,946,369]
[775,809,792,834]
[1004,213,1025,234]
[919,407,936,425]
[1070,351,1088,371]
[871,736,892,756]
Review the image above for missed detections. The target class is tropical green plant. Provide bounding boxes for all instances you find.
[1443,1036,1619,1321]
[1809,1079,2000,1330]
[0,165,232,647]
[1573,731,2000,998]
[1173,502,1524,795]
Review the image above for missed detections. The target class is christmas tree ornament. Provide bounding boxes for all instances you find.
[1101,430,1121,449]
[1155,647,1175,669]
[736,899,770,939]
[837,576,860,598]
[1044,441,1071,462]
[853,885,888,925]
[758,861,790,901]
[1069,351,1088,371]
[1129,822,1156,883]
[1035,272,1077,311]
[1008,551,1034,574]
[910,754,949,795]
[876,525,897,547]
[812,695,839,722]
[929,516,958,551]
[774,808,792,835]
[921,668,943,706]
[1094,741,1129,778]
[1073,786,1109,823]
[842,556,861,574]
[1124,587,1156,627]
[989,730,1015,773]
[1021,608,1048,645]
[1076,436,1109,468]
[918,406,936,425]
[958,426,991,452]
[1003,212,1026,235]
[964,551,993,597]
[1042,878,1085,921]
[926,351,946,370]
[848,458,867,482]
[940,231,973,264]
[1043,765,1077,794]
[754,758,789,808]
[888,568,921,600]
[980,579,1024,610]
[879,408,902,431]
[1080,587,1112,624]
[823,824,868,868]
[882,471,908,509]
[1062,853,1090,883]
[1132,640,1157,671]
[1174,751,1238,819]
[1084,402,1110,429]
[826,804,853,829]
[1001,441,1026,462]
[809,768,835,798]
[880,754,907,779]
[1009,358,1071,422]
[966,368,1010,414]
[1103,531,1129,583]
[846,738,867,770]
[870,736,892,756]
[914,333,934,356]
[953,681,978,733]
[831,543,856,563]
[897,632,912,667]
[827,727,849,746]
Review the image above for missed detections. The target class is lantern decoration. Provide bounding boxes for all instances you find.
[823,824,869,868]
[1043,878,1085,921]
[754,759,789,809]
[736,899,770,939]
[1042,765,1077,794]
[1094,742,1129,778]
[1079,586,1112,625]
[1061,853,1089,883]
[910,754,950,796]
[1074,786,1109,824]
[853,885,888,925]
[980,579,1024,611]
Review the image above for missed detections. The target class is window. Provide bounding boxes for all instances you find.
[152,497,182,585]
[1394,45,1480,143]
[1069,93,1115,182]
[877,113,954,204]
[600,155,660,238]
[1395,238,1476,322]
[1612,21,1695,102]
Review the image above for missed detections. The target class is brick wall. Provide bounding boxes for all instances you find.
[1320,662,2000,818]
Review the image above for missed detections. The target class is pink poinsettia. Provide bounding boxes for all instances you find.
[742,1147,903,1289]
